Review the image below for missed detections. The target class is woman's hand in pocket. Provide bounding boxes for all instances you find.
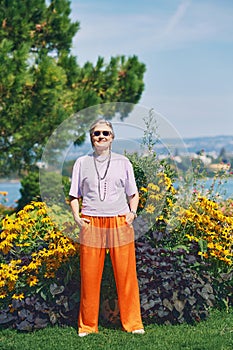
[125,212,135,226]
[75,216,91,229]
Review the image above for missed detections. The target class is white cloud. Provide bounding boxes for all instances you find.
[163,0,191,37]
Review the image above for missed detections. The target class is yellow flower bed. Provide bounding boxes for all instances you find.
[140,172,176,217]
[138,174,232,270]
[0,201,79,300]
[178,195,233,266]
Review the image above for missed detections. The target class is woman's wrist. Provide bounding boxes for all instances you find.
[130,210,137,218]
[73,214,81,222]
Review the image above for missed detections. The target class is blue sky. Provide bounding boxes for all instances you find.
[70,0,233,138]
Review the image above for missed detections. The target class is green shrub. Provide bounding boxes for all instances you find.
[17,171,70,210]
[17,171,40,210]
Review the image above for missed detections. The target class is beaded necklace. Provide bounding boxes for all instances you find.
[93,152,111,201]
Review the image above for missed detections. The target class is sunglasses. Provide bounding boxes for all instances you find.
[92,130,112,137]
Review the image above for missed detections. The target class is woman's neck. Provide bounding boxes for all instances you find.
[94,148,110,156]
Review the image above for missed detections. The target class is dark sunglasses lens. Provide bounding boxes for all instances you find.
[103,131,110,136]
[93,131,101,136]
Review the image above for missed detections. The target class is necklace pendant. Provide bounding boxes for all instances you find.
[93,152,111,201]
[98,179,107,201]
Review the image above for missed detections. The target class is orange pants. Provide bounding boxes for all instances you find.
[78,215,144,334]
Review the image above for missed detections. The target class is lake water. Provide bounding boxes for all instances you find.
[0,177,233,208]
[199,178,233,198]
[0,181,21,207]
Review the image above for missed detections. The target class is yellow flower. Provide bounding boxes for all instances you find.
[145,204,155,214]
[223,258,232,265]
[0,191,8,196]
[148,183,160,191]
[9,259,22,266]
[207,242,215,249]
[215,243,223,251]
[31,201,46,208]
[16,243,31,247]
[17,209,28,218]
[149,194,159,200]
[2,217,20,230]
[171,186,176,195]
[0,291,7,299]
[140,187,148,192]
[186,234,199,242]
[27,275,39,287]
[12,293,25,300]
[0,241,14,255]
[167,198,173,207]
[37,208,47,216]
[27,260,41,271]
[0,272,6,288]
[223,249,231,256]
[41,217,51,223]
[23,204,35,211]
[0,279,5,287]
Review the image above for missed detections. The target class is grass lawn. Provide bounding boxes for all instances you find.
[0,310,232,350]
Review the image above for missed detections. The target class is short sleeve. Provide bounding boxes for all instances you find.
[69,158,82,198]
[125,160,138,196]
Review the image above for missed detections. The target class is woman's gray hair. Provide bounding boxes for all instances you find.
[89,118,115,141]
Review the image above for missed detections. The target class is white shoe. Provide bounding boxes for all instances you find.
[78,332,89,337]
[132,329,145,334]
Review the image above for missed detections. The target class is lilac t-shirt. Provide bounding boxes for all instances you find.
[69,152,138,216]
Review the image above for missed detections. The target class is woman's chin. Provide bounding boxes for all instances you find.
[94,143,110,150]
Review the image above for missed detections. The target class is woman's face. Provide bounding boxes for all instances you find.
[91,123,113,151]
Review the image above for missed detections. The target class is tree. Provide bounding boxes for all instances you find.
[0,0,146,176]
[218,147,227,163]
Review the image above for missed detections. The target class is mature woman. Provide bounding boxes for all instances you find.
[69,119,144,336]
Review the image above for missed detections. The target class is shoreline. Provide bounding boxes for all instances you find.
[0,179,21,183]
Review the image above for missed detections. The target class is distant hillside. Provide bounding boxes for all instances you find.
[182,135,233,154]
[65,135,233,161]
